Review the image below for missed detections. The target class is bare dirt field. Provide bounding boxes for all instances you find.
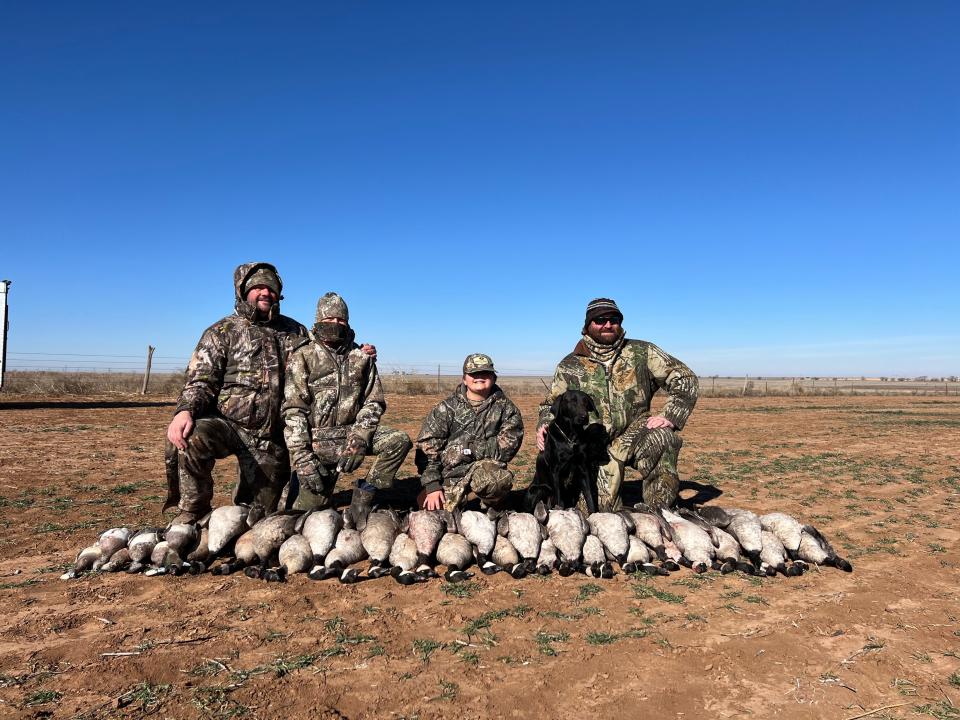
[0,393,958,719]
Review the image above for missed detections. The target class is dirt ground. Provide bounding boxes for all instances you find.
[0,393,958,719]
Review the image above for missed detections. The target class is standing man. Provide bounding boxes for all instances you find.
[417,353,524,512]
[283,292,412,529]
[537,298,698,510]
[164,263,308,524]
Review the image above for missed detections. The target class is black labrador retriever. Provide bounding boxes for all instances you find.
[524,390,609,513]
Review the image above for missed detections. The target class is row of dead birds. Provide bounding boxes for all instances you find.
[63,502,852,584]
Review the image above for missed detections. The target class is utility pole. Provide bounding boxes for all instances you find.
[0,280,10,390]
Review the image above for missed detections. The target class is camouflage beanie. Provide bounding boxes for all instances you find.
[243,267,282,297]
[583,298,623,332]
[316,292,349,324]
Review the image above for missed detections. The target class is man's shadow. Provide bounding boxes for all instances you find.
[619,477,723,509]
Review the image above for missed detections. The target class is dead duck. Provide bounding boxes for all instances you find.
[435,532,475,582]
[361,510,401,578]
[793,525,853,572]
[492,535,528,579]
[455,510,500,575]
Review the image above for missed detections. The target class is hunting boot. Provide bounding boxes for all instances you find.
[346,484,376,531]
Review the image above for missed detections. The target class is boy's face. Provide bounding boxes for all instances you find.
[463,371,495,397]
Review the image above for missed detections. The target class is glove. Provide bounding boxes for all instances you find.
[337,436,368,473]
[299,461,331,494]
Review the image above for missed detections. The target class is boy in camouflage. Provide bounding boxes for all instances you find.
[537,298,698,510]
[416,354,524,512]
[164,263,308,524]
[282,293,412,529]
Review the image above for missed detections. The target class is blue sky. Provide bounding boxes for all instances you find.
[2,2,957,377]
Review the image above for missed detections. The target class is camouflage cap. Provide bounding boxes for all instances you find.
[242,266,282,297]
[463,353,496,375]
[316,292,349,323]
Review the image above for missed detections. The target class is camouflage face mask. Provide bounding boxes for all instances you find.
[314,321,349,344]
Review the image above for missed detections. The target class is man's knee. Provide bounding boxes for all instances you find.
[377,429,413,459]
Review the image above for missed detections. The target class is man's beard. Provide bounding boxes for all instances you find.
[587,325,622,346]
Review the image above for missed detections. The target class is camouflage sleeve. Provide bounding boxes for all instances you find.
[174,325,227,417]
[415,402,453,491]
[281,350,319,475]
[493,399,524,463]
[647,343,699,431]
[349,359,385,447]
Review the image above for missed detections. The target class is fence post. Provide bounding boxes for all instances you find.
[141,345,155,395]
[741,374,749,397]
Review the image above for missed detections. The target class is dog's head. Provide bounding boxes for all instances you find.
[551,389,596,428]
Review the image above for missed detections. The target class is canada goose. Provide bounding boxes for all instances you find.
[661,508,715,574]
[407,511,446,579]
[586,512,631,565]
[361,510,401,578]
[492,535,527,579]
[760,512,803,553]
[582,534,614,578]
[455,510,500,575]
[313,528,367,583]
[388,532,423,585]
[61,545,104,579]
[498,512,545,573]
[546,509,588,577]
[794,525,853,572]
[435,532,475,582]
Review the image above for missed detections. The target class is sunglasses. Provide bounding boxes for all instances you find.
[591,316,621,326]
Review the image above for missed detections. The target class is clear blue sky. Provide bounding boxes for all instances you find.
[2,2,957,377]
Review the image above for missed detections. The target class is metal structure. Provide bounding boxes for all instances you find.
[0,280,9,390]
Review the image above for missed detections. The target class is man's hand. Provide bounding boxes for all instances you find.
[645,416,675,430]
[360,343,377,360]
[536,425,548,452]
[422,489,446,511]
[299,462,330,494]
[337,436,368,473]
[167,410,194,451]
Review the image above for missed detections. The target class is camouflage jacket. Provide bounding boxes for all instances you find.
[282,331,385,474]
[416,384,524,492]
[174,263,307,440]
[538,338,698,439]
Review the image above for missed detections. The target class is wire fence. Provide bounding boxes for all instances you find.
[1,351,957,397]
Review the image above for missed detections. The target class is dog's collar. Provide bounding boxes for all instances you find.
[549,422,575,445]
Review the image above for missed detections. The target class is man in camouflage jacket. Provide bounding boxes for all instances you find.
[283,292,412,529]
[416,354,524,512]
[164,262,308,524]
[537,298,698,510]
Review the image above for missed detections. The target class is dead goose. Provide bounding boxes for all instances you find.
[61,545,104,579]
[407,511,447,579]
[244,513,300,579]
[678,508,753,575]
[185,527,210,574]
[456,510,500,575]
[264,533,313,581]
[498,512,545,573]
[97,528,132,560]
[794,525,853,572]
[622,536,668,576]
[145,540,187,576]
[164,523,199,556]
[535,538,558,575]
[705,507,763,568]
[660,508,715,574]
[582,533,614,578]
[215,529,258,575]
[759,530,804,576]
[492,535,528,579]
[759,512,804,553]
[435,532,475,582]
[312,527,368,583]
[206,505,252,557]
[301,508,343,566]
[625,509,673,562]
[361,510,401,578]
[126,529,162,573]
[586,512,633,565]
[546,509,588,577]
[101,547,132,573]
[388,532,423,585]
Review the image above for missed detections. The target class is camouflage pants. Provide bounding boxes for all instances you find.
[442,458,513,512]
[596,420,682,511]
[163,416,289,518]
[291,426,412,511]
